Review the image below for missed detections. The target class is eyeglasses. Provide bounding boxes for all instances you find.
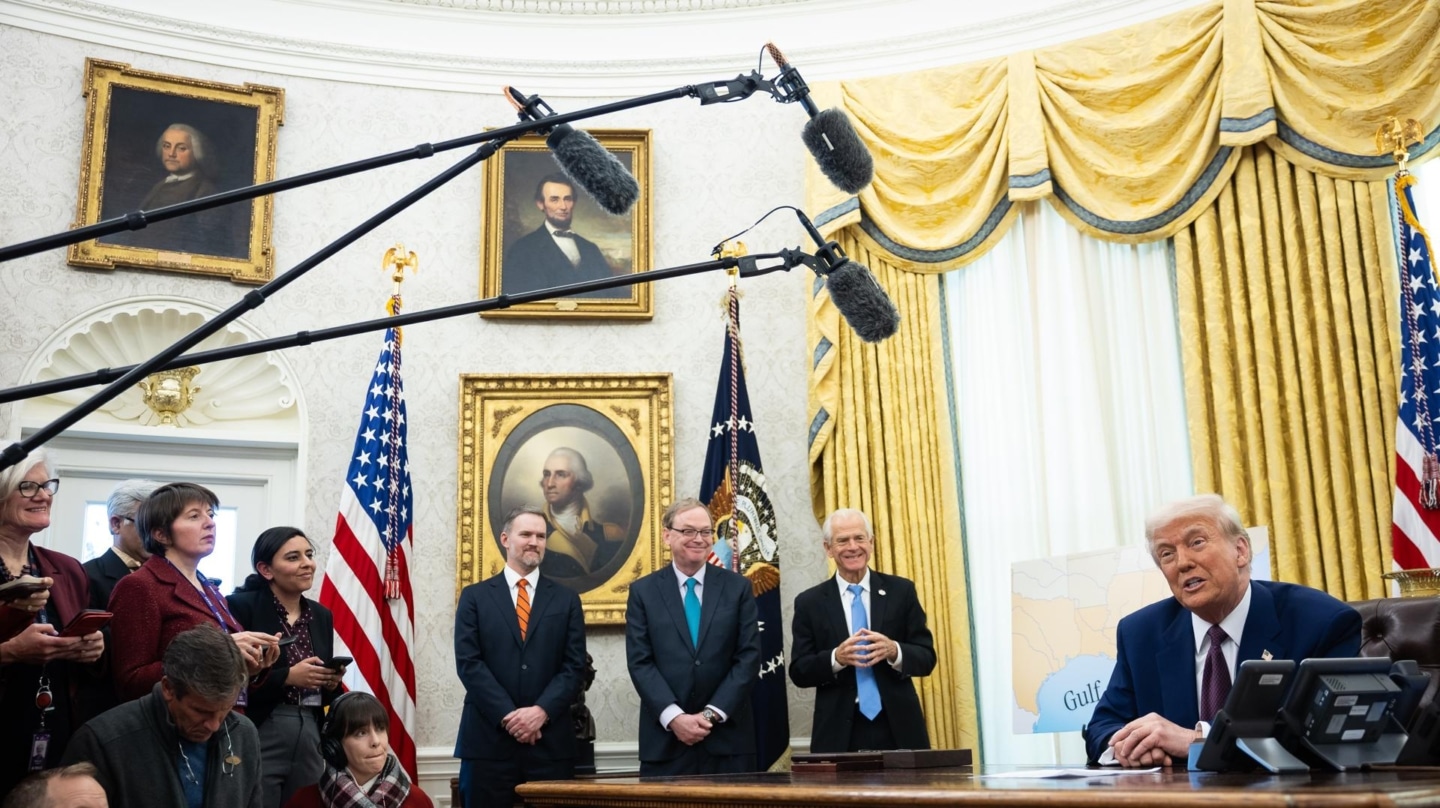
[668,527,715,540]
[16,479,60,499]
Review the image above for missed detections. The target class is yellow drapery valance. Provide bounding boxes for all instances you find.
[805,0,1440,266]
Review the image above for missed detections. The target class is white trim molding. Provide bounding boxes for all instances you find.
[3,0,1209,95]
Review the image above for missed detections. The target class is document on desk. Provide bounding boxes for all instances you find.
[979,768,1161,779]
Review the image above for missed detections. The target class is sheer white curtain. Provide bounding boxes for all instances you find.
[942,201,1193,765]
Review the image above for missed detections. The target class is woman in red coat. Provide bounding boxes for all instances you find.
[107,482,280,703]
[285,692,433,808]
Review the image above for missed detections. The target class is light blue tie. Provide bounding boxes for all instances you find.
[848,583,882,719]
[684,578,701,647]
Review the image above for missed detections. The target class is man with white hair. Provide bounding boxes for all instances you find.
[1083,493,1361,767]
[537,447,624,579]
[789,508,936,753]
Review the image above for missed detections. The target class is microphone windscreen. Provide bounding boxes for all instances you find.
[546,124,640,216]
[826,259,900,343]
[802,108,874,195]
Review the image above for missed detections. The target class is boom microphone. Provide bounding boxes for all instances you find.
[766,43,875,195]
[504,87,639,216]
[795,208,899,343]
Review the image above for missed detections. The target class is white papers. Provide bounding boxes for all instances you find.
[979,768,1161,779]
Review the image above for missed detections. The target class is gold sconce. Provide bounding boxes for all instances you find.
[138,366,202,426]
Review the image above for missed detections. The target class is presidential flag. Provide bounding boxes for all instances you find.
[318,294,418,777]
[1393,171,1440,571]
[699,287,790,770]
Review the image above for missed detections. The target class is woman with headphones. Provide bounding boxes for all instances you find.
[285,691,432,808]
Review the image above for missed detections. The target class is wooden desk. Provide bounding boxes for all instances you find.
[516,766,1440,807]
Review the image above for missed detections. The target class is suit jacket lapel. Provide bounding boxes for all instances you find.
[658,568,696,654]
[485,575,523,647]
[528,577,563,641]
[696,570,723,650]
[1238,582,1283,662]
[868,571,888,632]
[824,578,849,642]
[1158,607,1198,727]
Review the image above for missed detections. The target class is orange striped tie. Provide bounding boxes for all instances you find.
[516,578,530,640]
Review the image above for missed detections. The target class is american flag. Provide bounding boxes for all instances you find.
[318,296,418,777]
[699,287,790,770]
[1392,172,1440,570]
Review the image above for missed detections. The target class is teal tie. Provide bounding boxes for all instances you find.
[848,583,882,720]
[684,578,701,646]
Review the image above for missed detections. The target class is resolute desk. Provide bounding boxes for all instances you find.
[517,765,1440,807]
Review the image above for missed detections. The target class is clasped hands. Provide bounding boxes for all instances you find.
[502,705,548,745]
[836,629,897,668]
[1107,713,1196,768]
[670,712,714,746]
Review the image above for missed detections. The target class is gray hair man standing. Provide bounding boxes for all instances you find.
[83,479,160,610]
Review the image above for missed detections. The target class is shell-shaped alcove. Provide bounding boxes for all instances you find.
[27,300,300,431]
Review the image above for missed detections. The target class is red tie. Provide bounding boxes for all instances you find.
[516,579,530,641]
[1199,624,1231,721]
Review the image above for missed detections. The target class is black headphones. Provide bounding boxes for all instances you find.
[319,691,361,771]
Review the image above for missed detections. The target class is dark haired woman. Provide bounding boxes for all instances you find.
[228,526,345,808]
[285,691,432,808]
[108,482,280,702]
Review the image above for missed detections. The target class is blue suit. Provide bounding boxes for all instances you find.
[625,564,761,775]
[1083,579,1360,763]
[454,572,587,807]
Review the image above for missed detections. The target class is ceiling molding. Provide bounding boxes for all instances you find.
[2,0,1209,95]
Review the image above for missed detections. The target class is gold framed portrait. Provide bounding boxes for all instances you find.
[67,58,285,284]
[480,129,653,320]
[457,373,673,624]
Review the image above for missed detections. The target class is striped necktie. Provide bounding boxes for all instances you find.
[516,578,531,641]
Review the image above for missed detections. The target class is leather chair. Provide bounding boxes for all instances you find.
[1349,596,1440,708]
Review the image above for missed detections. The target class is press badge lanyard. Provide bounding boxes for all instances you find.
[166,558,249,708]
[25,547,52,771]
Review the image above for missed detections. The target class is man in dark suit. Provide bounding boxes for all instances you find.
[501,174,624,299]
[789,508,937,753]
[454,506,588,808]
[625,498,761,776]
[84,479,159,610]
[1083,494,1361,767]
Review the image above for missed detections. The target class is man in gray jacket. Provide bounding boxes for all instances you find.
[64,625,262,808]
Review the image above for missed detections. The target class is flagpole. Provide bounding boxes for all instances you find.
[383,244,418,600]
[1382,115,1440,591]
[719,241,747,572]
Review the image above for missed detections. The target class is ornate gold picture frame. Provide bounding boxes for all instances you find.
[480,129,653,320]
[67,58,285,284]
[456,373,673,624]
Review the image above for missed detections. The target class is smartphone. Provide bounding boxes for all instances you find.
[0,576,49,602]
[278,635,297,648]
[323,656,353,670]
[59,609,112,637]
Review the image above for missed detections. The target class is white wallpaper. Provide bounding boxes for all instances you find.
[0,25,833,755]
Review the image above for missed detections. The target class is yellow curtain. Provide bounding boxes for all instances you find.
[803,0,1439,734]
[807,231,980,755]
[805,0,1440,255]
[1174,143,1400,598]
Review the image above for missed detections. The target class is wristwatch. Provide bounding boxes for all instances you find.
[701,707,721,724]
